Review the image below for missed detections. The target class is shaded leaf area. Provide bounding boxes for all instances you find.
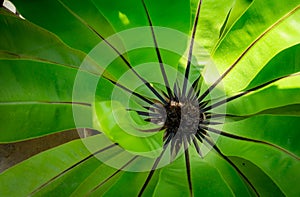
[90,0,191,78]
[0,10,96,73]
[11,0,115,54]
[215,134,300,196]
[228,156,285,197]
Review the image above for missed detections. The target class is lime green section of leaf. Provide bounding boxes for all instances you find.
[246,44,300,89]
[0,135,112,196]
[93,101,163,157]
[213,1,300,94]
[219,0,253,40]
[229,156,285,197]
[192,0,234,52]
[226,74,300,115]
[0,104,91,142]
[216,136,300,196]
[222,114,300,157]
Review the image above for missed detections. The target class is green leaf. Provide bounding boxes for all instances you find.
[222,114,300,157]
[0,103,91,142]
[0,60,96,102]
[33,157,102,197]
[192,0,234,52]
[226,74,300,115]
[11,0,115,53]
[229,156,285,197]
[213,1,300,94]
[0,11,107,76]
[0,135,114,196]
[92,0,190,71]
[1,0,300,196]
[246,44,300,89]
[153,150,239,196]
[93,101,163,157]
[218,0,253,40]
[215,134,300,196]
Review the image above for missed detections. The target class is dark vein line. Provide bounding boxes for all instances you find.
[57,0,167,104]
[192,136,203,158]
[218,8,232,39]
[138,147,167,197]
[201,125,299,160]
[173,81,180,101]
[182,0,203,95]
[201,120,223,125]
[198,6,300,102]
[205,113,234,119]
[88,155,139,194]
[164,132,174,145]
[183,135,193,197]
[141,0,173,99]
[205,113,248,121]
[0,50,100,75]
[202,135,259,196]
[202,72,300,112]
[0,101,91,107]
[192,89,201,101]
[195,132,204,143]
[171,136,184,161]
[127,109,161,117]
[189,75,202,100]
[142,106,157,112]
[187,87,195,101]
[29,142,117,196]
[198,100,210,109]
[105,77,155,105]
